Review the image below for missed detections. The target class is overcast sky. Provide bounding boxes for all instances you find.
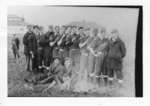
[8,6,139,33]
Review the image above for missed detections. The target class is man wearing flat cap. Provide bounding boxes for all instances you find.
[23,25,34,71]
[105,29,126,86]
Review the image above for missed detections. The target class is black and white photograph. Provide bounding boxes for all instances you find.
[7,5,142,97]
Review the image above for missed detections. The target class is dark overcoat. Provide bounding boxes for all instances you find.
[28,33,38,55]
[23,32,33,56]
[105,38,126,70]
[39,31,54,66]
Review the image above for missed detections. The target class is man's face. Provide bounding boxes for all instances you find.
[92,29,98,37]
[54,58,60,65]
[66,27,71,34]
[33,28,39,35]
[64,59,72,68]
[75,28,79,35]
[60,27,65,35]
[79,29,84,35]
[55,26,60,33]
[48,27,53,32]
[71,28,75,35]
[84,29,90,37]
[28,26,32,32]
[89,29,93,37]
[99,32,105,40]
[111,32,118,42]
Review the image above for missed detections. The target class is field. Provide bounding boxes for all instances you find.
[8,35,135,97]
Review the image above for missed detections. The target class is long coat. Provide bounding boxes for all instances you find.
[105,38,126,70]
[28,33,38,55]
[23,32,33,56]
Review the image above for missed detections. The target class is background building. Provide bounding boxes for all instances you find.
[7,15,28,36]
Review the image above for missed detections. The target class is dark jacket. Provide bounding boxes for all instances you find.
[65,34,73,49]
[39,31,54,47]
[28,33,38,54]
[70,33,80,49]
[106,38,126,70]
[49,33,60,48]
[23,32,33,46]
[107,38,126,59]
[23,32,33,55]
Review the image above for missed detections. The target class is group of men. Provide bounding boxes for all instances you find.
[11,24,126,91]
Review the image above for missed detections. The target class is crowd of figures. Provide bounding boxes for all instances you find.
[11,24,126,93]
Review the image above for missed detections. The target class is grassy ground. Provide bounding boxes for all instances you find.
[8,53,118,97]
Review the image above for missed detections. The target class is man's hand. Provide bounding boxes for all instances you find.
[57,40,61,46]
[88,47,95,56]
[94,52,102,57]
[30,51,34,59]
[49,42,54,46]
[91,50,96,56]
[72,37,76,42]
[59,49,63,52]
[79,43,82,48]
[37,40,40,43]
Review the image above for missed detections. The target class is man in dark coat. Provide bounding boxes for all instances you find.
[36,27,45,71]
[28,25,40,72]
[39,25,54,70]
[23,25,33,71]
[106,29,126,86]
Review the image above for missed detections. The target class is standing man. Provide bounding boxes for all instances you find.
[87,28,99,77]
[50,26,61,60]
[39,25,54,70]
[28,25,40,73]
[88,28,108,85]
[23,25,33,71]
[57,26,67,64]
[36,26,45,71]
[69,27,81,65]
[64,27,73,58]
[106,29,126,86]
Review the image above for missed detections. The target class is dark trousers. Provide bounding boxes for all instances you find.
[43,47,53,67]
[32,53,38,71]
[37,48,44,67]
[12,48,20,59]
[107,69,123,80]
[26,55,31,71]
